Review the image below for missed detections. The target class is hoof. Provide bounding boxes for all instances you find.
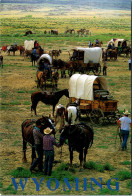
[22,158,27,163]
[79,168,84,172]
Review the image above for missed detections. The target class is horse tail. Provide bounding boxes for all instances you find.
[68,111,72,125]
[88,125,94,148]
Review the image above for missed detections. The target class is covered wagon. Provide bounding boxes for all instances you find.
[69,74,120,124]
[69,47,102,75]
[107,38,130,56]
[36,54,59,90]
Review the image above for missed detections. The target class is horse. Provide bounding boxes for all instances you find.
[59,123,94,170]
[65,29,75,34]
[51,30,58,35]
[18,46,25,56]
[21,116,56,163]
[65,102,80,125]
[107,48,118,60]
[31,89,69,117]
[7,45,19,56]
[31,53,39,66]
[51,71,59,90]
[36,69,59,90]
[24,30,33,36]
[49,49,62,59]
[52,59,69,78]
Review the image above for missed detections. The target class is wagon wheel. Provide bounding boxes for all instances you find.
[90,108,104,125]
[107,116,117,124]
[93,65,101,75]
[115,126,122,150]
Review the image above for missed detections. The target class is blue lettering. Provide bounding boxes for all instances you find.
[32,178,44,191]
[11,178,27,191]
[63,178,79,191]
[47,178,59,191]
[91,178,102,191]
[84,178,87,191]
[107,178,119,191]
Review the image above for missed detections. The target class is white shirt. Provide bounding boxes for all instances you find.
[119,116,131,131]
[128,59,131,63]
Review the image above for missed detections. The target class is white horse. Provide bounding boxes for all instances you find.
[66,105,78,125]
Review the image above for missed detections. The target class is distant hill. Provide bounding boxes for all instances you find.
[1,0,131,10]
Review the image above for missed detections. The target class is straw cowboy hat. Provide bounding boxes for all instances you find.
[44,127,52,135]
[57,104,64,109]
[123,110,130,115]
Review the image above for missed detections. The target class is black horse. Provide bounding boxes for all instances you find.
[60,123,94,170]
[21,116,56,163]
[31,54,39,66]
[31,89,69,116]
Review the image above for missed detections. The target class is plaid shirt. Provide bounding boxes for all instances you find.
[43,135,60,151]
[33,126,43,145]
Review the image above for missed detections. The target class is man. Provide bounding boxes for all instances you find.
[89,40,92,48]
[32,48,37,58]
[117,110,131,150]
[128,58,131,70]
[43,127,60,176]
[30,120,43,172]
[55,104,65,131]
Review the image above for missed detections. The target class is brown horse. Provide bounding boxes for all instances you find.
[18,46,25,56]
[21,116,56,163]
[59,123,94,170]
[31,89,69,116]
[36,70,59,90]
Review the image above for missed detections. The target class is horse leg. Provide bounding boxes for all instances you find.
[53,105,55,117]
[84,148,88,163]
[31,103,37,116]
[79,149,83,171]
[69,149,73,168]
[22,139,27,162]
[31,145,36,164]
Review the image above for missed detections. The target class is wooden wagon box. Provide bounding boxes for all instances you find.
[69,97,118,112]
[99,100,118,112]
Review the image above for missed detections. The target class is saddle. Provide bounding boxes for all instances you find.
[25,119,36,128]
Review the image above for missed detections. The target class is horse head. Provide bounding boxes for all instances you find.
[40,116,56,135]
[59,125,69,146]
[63,89,69,98]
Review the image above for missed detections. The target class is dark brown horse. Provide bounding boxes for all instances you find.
[7,45,19,56]
[21,116,56,163]
[31,89,69,116]
[59,123,94,170]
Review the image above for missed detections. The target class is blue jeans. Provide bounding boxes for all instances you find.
[30,144,43,171]
[44,150,54,176]
[121,130,129,149]
[129,63,131,70]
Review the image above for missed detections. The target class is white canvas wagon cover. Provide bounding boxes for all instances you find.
[37,54,52,65]
[69,74,108,101]
[76,47,102,63]
[107,39,125,47]
[24,40,35,50]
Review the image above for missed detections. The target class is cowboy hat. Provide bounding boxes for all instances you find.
[123,110,130,115]
[57,104,63,109]
[44,127,52,135]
